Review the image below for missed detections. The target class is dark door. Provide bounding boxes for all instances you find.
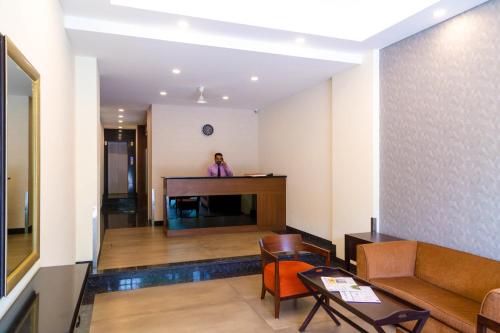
[104,129,136,195]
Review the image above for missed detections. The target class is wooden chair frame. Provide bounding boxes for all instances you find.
[477,313,500,333]
[259,234,331,318]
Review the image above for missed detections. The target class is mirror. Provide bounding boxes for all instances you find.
[0,34,40,295]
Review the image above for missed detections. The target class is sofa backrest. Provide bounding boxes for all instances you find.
[358,240,418,280]
[415,242,500,303]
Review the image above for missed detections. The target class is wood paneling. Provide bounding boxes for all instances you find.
[163,176,286,236]
[136,125,146,194]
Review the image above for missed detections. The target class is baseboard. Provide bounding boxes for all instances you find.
[283,226,336,261]
[8,226,33,235]
[333,257,346,267]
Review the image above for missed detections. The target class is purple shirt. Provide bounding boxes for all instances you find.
[207,163,233,177]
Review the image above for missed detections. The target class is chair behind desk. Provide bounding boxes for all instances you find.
[201,195,241,215]
[175,196,200,217]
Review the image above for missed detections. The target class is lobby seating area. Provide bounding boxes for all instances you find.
[1,0,499,332]
[357,241,500,333]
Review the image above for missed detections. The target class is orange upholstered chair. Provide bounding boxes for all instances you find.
[259,234,331,318]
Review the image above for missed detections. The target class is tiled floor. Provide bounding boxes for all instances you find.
[98,227,274,270]
[90,274,396,333]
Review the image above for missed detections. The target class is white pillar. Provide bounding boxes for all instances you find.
[74,56,101,262]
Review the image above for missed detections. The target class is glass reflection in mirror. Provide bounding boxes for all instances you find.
[6,56,33,275]
[2,36,40,295]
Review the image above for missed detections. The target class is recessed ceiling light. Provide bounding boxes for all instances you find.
[118,126,123,129]
[222,96,229,100]
[118,115,124,118]
[118,120,123,123]
[250,76,259,81]
[118,108,124,112]
[172,68,181,74]
[160,91,167,96]
[433,9,446,18]
[177,20,189,29]
[295,37,305,44]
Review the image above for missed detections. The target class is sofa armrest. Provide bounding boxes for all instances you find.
[356,241,418,280]
[478,289,500,332]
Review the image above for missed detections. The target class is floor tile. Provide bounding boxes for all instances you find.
[90,275,398,333]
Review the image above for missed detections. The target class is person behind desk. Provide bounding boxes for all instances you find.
[206,153,238,214]
[207,152,233,177]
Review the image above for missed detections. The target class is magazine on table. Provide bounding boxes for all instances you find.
[339,286,381,303]
[320,277,359,291]
[321,277,381,303]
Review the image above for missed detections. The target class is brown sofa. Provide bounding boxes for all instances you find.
[356,241,500,333]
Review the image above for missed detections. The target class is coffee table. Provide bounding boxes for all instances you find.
[297,266,429,333]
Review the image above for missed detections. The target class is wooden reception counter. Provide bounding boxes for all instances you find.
[162,176,286,236]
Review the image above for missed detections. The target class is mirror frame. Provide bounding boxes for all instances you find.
[0,34,40,295]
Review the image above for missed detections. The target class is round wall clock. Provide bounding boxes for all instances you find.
[202,124,214,136]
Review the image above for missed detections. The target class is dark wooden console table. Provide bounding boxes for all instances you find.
[345,232,401,271]
[162,176,286,236]
[0,263,89,333]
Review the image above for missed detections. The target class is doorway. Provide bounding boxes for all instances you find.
[102,128,148,229]
[104,129,135,195]
[107,141,128,193]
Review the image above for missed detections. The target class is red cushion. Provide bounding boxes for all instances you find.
[264,261,313,298]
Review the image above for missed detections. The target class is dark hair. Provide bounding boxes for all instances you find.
[214,152,223,158]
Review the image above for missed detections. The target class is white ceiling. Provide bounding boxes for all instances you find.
[110,0,442,41]
[60,0,488,126]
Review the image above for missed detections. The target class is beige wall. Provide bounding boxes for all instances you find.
[6,96,29,229]
[151,104,259,221]
[259,81,333,240]
[74,56,101,262]
[331,50,379,260]
[146,106,153,220]
[0,0,76,317]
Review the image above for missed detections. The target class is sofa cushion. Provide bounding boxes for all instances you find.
[371,276,480,333]
[358,241,417,280]
[415,242,500,303]
[264,261,313,298]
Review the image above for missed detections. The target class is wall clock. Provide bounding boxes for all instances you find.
[202,124,214,136]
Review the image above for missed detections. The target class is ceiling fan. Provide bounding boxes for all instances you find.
[197,86,207,104]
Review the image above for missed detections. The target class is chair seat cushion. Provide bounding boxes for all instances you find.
[264,261,313,298]
[371,276,480,333]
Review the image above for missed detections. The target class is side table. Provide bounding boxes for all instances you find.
[344,232,401,272]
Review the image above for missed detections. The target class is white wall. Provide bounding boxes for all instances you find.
[331,50,379,259]
[0,0,76,317]
[74,56,101,262]
[6,96,29,229]
[146,106,153,220]
[151,104,259,221]
[259,81,332,240]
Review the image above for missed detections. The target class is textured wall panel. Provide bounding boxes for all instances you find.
[380,0,500,260]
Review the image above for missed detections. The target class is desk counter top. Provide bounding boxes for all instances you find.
[162,175,286,234]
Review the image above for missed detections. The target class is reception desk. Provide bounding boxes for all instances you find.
[162,176,286,236]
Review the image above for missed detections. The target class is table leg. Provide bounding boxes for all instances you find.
[344,236,351,271]
[298,296,322,332]
[411,317,428,333]
[299,284,342,332]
